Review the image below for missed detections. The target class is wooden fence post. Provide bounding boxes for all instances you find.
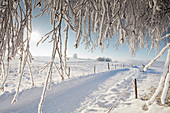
[134,79,138,99]
[94,65,96,73]
[68,67,70,77]
[108,63,110,70]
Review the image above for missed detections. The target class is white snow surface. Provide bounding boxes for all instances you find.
[0,57,169,113]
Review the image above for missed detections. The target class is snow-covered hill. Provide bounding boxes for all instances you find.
[0,57,169,113]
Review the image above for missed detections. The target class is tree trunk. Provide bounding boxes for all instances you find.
[147,49,170,105]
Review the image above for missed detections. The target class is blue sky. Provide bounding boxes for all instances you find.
[29,7,168,61]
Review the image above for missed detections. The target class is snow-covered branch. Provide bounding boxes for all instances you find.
[143,43,170,72]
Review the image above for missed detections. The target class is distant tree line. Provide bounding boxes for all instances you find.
[96,57,112,62]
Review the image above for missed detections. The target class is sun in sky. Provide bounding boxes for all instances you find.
[31,31,41,43]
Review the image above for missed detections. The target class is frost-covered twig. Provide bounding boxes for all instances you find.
[38,61,53,113]
[26,60,34,87]
[148,43,153,56]
[74,10,82,48]
[36,27,58,46]
[53,62,62,78]
[161,33,170,40]
[39,61,51,73]
[18,49,24,73]
[56,4,64,81]
[12,51,28,104]
[0,60,9,91]
[63,23,69,77]
[98,0,106,46]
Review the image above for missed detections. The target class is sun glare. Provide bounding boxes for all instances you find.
[31,31,41,42]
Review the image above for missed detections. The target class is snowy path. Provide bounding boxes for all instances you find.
[73,68,138,113]
[0,68,138,113]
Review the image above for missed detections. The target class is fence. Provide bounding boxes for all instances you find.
[108,78,138,113]
[66,62,133,77]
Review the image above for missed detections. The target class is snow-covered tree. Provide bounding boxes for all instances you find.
[73,53,78,59]
[0,0,169,112]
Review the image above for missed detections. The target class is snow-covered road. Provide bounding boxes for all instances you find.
[0,68,137,113]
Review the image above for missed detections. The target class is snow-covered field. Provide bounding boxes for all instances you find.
[0,57,169,113]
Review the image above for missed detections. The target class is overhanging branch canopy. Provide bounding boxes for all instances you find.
[0,0,170,112]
